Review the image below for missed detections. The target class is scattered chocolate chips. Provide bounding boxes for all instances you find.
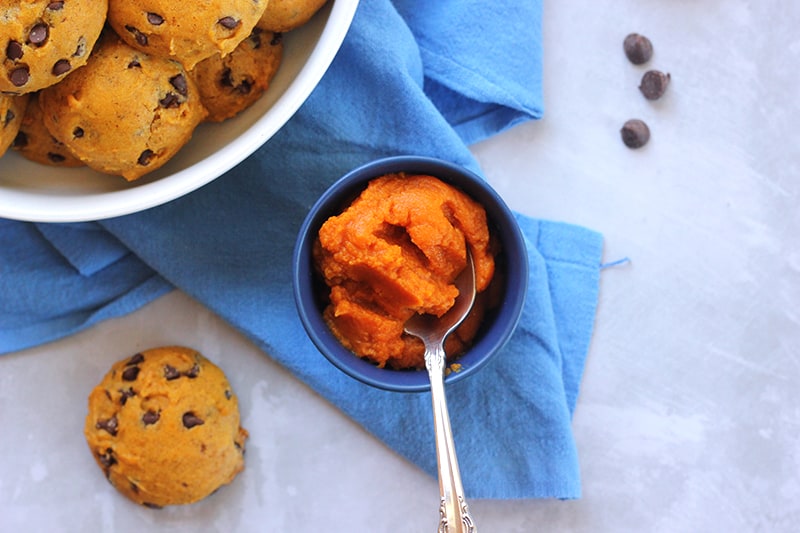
[122,365,140,381]
[118,387,135,405]
[73,38,87,58]
[169,74,187,96]
[182,412,204,429]
[184,363,200,378]
[639,70,670,100]
[125,25,149,47]
[237,79,253,95]
[52,59,71,76]
[248,27,263,48]
[620,119,650,149]
[142,411,160,425]
[127,353,145,366]
[6,41,23,61]
[147,12,165,25]
[28,23,50,46]
[159,92,180,108]
[623,33,653,65]
[270,33,283,46]
[98,448,117,469]
[72,126,84,138]
[96,415,119,436]
[164,364,180,380]
[9,67,30,87]
[220,68,234,88]
[137,149,154,166]
[12,131,28,148]
[47,152,66,163]
[127,59,141,69]
[224,389,232,400]
[217,17,240,30]
[47,1,64,10]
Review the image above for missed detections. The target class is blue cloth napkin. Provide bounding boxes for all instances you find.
[0,0,603,499]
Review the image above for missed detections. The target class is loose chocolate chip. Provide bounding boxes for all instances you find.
[12,132,28,148]
[639,70,670,100]
[184,363,200,378]
[164,364,180,380]
[623,33,653,65]
[182,412,204,429]
[6,41,23,61]
[98,448,117,468]
[137,149,154,166]
[96,415,119,436]
[147,12,164,25]
[127,59,141,69]
[73,126,84,138]
[28,23,49,46]
[142,502,163,509]
[125,25,149,47]
[47,1,64,10]
[47,152,66,163]
[52,59,71,76]
[118,387,135,405]
[127,353,145,366]
[217,17,240,30]
[159,92,180,108]
[270,33,283,46]
[3,110,14,126]
[169,74,187,96]
[9,67,30,87]
[122,366,140,381]
[620,119,650,149]
[142,411,160,425]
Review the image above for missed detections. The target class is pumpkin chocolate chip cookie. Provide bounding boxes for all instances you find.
[84,346,248,508]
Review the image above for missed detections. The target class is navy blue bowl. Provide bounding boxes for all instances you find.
[292,155,528,392]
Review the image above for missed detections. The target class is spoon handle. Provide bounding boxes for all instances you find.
[426,344,477,533]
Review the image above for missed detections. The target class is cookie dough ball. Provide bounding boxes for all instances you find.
[39,35,207,181]
[0,0,107,94]
[0,93,29,157]
[11,93,83,167]
[259,0,329,32]
[107,0,269,70]
[191,27,283,122]
[84,346,248,508]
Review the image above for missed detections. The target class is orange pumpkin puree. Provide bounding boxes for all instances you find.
[313,173,496,370]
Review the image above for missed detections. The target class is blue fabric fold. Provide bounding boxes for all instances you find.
[0,0,603,499]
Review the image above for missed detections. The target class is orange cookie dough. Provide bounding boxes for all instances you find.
[12,93,83,167]
[39,34,207,180]
[314,173,496,370]
[0,0,107,94]
[259,0,329,33]
[84,346,248,508]
[191,27,283,122]
[107,0,269,70]
[0,93,29,158]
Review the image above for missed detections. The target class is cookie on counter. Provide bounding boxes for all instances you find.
[107,0,269,70]
[39,34,207,181]
[0,94,29,158]
[191,27,283,122]
[84,346,248,508]
[0,0,108,94]
[11,93,84,167]
[258,0,329,33]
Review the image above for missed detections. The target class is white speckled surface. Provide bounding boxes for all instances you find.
[2,1,799,531]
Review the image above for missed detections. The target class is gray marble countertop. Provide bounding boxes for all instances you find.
[2,1,798,531]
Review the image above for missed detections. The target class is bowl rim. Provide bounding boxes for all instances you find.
[292,155,528,392]
[0,0,360,222]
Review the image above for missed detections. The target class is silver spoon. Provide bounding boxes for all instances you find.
[404,250,478,533]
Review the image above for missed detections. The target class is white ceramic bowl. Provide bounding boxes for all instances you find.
[0,0,359,222]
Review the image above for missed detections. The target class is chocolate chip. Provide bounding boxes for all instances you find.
[47,152,66,163]
[237,79,253,95]
[137,149,154,166]
[623,33,653,65]
[169,74,187,96]
[248,28,263,48]
[142,502,163,509]
[96,415,119,436]
[217,17,240,30]
[127,353,145,366]
[184,363,200,378]
[74,38,86,57]
[639,70,670,100]
[182,412,204,429]
[12,131,28,148]
[220,68,234,87]
[118,387,135,405]
[98,448,117,469]
[270,33,283,46]
[47,1,64,10]
[159,92,180,108]
[28,23,49,46]
[73,126,84,138]
[224,389,232,400]
[6,41,23,61]
[142,411,160,425]
[9,67,29,87]
[130,482,140,493]
[147,12,164,25]
[3,110,14,126]
[620,119,650,149]
[125,25,148,47]
[122,366,140,381]
[164,364,180,380]
[127,59,141,69]
[52,59,71,76]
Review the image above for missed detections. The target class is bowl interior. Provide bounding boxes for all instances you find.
[293,156,528,392]
[0,0,359,222]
